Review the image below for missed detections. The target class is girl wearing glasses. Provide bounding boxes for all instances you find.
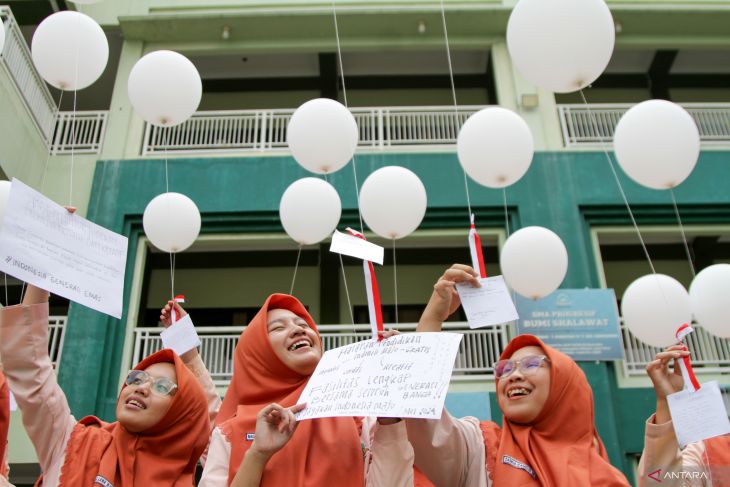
[405,264,630,487]
[198,293,416,487]
[0,283,212,486]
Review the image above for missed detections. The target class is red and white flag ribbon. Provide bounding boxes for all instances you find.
[170,295,186,324]
[346,228,384,341]
[675,323,701,392]
[468,214,487,279]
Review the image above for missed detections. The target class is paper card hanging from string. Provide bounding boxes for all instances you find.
[667,324,730,447]
[329,228,384,341]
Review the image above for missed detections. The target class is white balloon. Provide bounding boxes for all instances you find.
[0,180,10,225]
[506,0,615,93]
[500,226,568,299]
[128,50,202,127]
[287,99,358,174]
[359,166,427,239]
[279,178,341,245]
[621,274,692,348]
[31,11,108,90]
[689,264,730,338]
[613,100,700,190]
[143,192,201,253]
[457,107,534,188]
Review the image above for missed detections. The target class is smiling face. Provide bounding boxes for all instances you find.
[267,308,322,375]
[116,362,176,433]
[496,345,551,424]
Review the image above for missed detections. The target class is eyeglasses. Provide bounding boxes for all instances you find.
[494,355,549,379]
[125,370,178,397]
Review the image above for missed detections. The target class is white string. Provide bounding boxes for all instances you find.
[338,254,356,326]
[392,239,398,325]
[669,188,696,278]
[169,252,176,302]
[163,126,170,194]
[69,84,78,207]
[502,187,511,238]
[290,246,303,295]
[332,0,365,234]
[579,89,657,275]
[439,0,472,220]
[40,90,65,193]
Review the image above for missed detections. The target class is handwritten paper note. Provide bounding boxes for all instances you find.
[667,381,730,447]
[329,230,384,265]
[160,314,201,356]
[296,332,463,420]
[0,179,128,318]
[456,276,519,329]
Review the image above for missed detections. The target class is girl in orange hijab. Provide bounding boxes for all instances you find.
[199,293,416,487]
[405,265,631,487]
[0,284,211,486]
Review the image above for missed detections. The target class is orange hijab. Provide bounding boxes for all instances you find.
[216,294,364,486]
[480,335,630,487]
[705,435,730,486]
[51,349,210,487]
[0,371,9,478]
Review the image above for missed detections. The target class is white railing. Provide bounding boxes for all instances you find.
[141,106,482,156]
[621,323,730,377]
[48,316,67,370]
[51,111,108,154]
[558,103,730,147]
[131,321,510,386]
[0,6,57,143]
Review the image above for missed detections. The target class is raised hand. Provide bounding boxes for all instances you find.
[250,403,306,459]
[159,300,187,328]
[418,264,479,332]
[646,344,690,423]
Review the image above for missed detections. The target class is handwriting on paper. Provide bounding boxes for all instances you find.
[456,276,519,329]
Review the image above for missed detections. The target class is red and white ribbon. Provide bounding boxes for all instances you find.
[170,295,186,324]
[468,214,487,279]
[346,228,384,341]
[675,323,701,392]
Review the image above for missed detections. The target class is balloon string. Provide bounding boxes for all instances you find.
[439,0,472,222]
[502,187,511,238]
[579,89,657,276]
[169,252,176,303]
[290,245,302,295]
[41,90,65,193]
[670,188,696,278]
[163,126,170,194]
[332,0,365,234]
[392,239,398,326]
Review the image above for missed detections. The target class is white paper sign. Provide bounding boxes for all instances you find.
[329,230,384,265]
[160,314,201,356]
[667,381,730,448]
[296,332,463,420]
[456,276,519,329]
[0,179,128,318]
[9,391,17,412]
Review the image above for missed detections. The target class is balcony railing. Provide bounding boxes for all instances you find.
[141,106,480,156]
[621,322,730,377]
[0,6,58,143]
[132,322,510,385]
[558,103,730,147]
[48,316,67,370]
[51,111,108,154]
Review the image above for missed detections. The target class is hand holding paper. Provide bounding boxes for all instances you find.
[456,276,519,329]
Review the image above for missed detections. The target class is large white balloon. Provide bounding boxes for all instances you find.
[128,50,202,127]
[613,100,700,190]
[279,178,341,245]
[506,0,615,93]
[500,226,568,299]
[31,11,108,90]
[621,274,692,348]
[287,99,359,174]
[689,264,730,338]
[457,107,534,188]
[143,192,201,253]
[0,180,10,225]
[359,166,427,239]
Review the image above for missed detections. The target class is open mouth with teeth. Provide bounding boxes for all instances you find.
[126,398,147,410]
[506,387,532,399]
[288,339,312,352]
